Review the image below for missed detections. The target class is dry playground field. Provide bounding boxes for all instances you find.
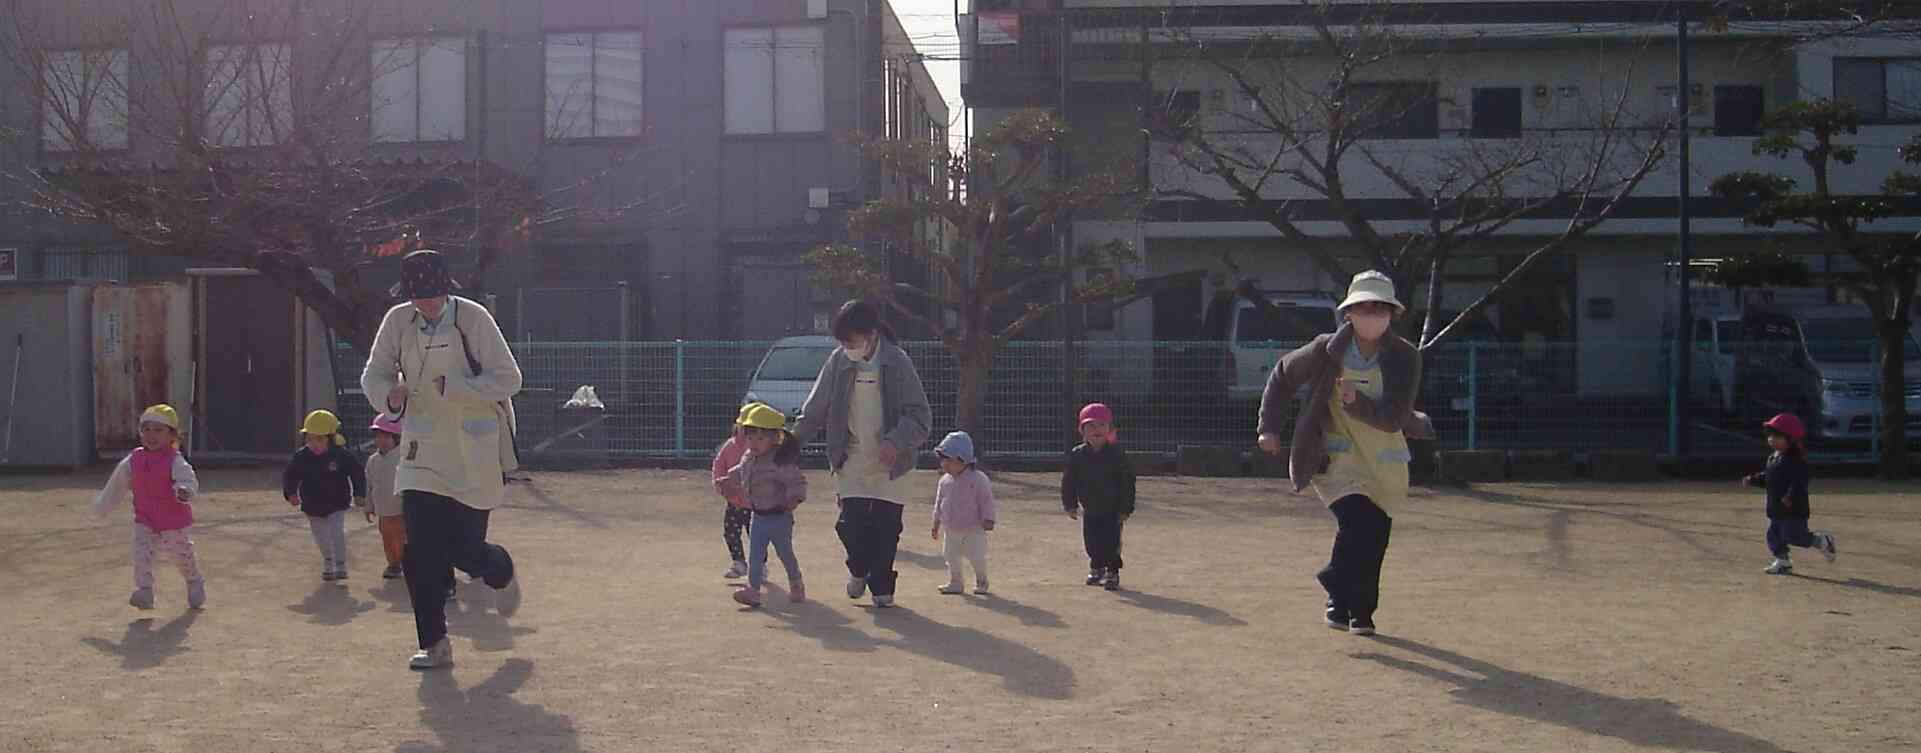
[1,467,1917,753]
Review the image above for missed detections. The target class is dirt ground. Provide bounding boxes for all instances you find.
[1,467,1917,753]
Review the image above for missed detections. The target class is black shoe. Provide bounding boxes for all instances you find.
[1325,599,1351,630]
[382,565,403,579]
[1085,569,1104,586]
[1349,616,1377,636]
[1103,571,1121,591]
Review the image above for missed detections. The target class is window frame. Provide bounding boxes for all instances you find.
[722,22,828,137]
[1469,86,1523,139]
[38,46,131,154]
[202,41,295,149]
[1833,57,1921,124]
[543,28,646,142]
[370,36,470,144]
[1344,81,1440,140]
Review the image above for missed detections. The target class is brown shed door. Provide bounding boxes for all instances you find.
[202,276,296,453]
[94,285,179,451]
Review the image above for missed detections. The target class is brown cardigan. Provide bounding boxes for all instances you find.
[1257,323,1435,493]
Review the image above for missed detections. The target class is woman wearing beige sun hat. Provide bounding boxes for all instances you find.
[1258,270,1433,637]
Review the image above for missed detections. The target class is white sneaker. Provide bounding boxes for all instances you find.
[1818,532,1838,563]
[186,579,206,609]
[1764,558,1793,575]
[724,561,748,579]
[873,594,895,608]
[409,638,453,670]
[937,582,966,595]
[128,588,154,610]
[492,576,522,618]
[846,576,867,600]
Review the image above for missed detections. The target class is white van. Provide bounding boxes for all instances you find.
[742,335,838,420]
[1218,290,1340,403]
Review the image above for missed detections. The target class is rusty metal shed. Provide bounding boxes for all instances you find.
[0,281,95,468]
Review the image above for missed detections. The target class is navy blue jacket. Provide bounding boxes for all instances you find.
[1745,452,1810,520]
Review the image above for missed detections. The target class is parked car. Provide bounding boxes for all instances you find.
[1737,305,1921,440]
[742,335,837,421]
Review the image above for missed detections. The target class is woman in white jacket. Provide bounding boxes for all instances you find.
[361,250,524,670]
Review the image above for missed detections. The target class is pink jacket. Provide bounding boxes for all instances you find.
[91,447,199,531]
[721,452,807,514]
[933,468,996,531]
[711,437,749,509]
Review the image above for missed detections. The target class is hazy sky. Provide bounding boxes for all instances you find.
[892,0,966,142]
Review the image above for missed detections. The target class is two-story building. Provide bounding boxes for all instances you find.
[0,0,949,341]
[959,0,1921,397]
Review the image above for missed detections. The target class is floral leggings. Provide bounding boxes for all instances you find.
[723,506,752,562]
[133,523,203,590]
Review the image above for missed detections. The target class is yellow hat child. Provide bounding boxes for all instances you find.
[300,410,347,447]
[139,404,182,448]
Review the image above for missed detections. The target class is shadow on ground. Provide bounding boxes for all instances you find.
[1354,636,1793,753]
[80,611,200,671]
[397,659,580,753]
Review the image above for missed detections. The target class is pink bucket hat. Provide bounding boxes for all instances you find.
[1078,403,1114,429]
[369,414,403,436]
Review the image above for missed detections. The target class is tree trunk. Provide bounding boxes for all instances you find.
[954,343,995,438]
[1876,317,1911,480]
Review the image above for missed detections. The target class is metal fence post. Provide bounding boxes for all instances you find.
[1870,339,1880,461]
[674,339,687,459]
[1467,341,1479,451]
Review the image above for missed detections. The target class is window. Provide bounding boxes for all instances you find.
[1346,82,1438,139]
[545,31,643,139]
[41,49,129,151]
[205,44,292,147]
[1713,85,1765,136]
[372,38,467,143]
[724,26,825,134]
[38,248,128,281]
[1834,58,1921,122]
[1470,87,1522,139]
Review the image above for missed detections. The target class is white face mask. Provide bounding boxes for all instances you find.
[1349,311,1392,340]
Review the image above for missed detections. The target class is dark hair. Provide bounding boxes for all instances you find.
[771,429,802,466]
[831,299,896,344]
[1765,428,1806,457]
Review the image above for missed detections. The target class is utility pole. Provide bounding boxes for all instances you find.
[1674,9,1694,463]
[1058,10,1080,433]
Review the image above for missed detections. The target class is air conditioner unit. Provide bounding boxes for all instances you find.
[808,187,832,209]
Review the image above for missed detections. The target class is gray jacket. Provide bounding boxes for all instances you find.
[791,338,932,479]
[1258,322,1434,493]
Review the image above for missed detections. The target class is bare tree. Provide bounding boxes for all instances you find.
[1154,0,1672,349]
[0,0,676,353]
[807,110,1140,435]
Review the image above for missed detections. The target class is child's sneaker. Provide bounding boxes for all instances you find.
[322,570,338,581]
[1764,558,1793,574]
[187,579,206,609]
[409,637,453,670]
[873,594,896,608]
[128,588,155,610]
[789,580,806,604]
[1103,571,1121,591]
[382,564,403,579]
[846,576,867,599]
[1349,617,1377,636]
[974,580,991,595]
[1818,532,1838,563]
[335,570,348,581]
[732,587,763,607]
[724,560,749,580]
[1085,568,1105,586]
[938,582,966,595]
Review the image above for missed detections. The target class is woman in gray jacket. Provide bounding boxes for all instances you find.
[791,300,932,608]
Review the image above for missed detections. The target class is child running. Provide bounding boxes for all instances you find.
[1062,403,1136,591]
[1744,413,1838,574]
[284,410,368,581]
[361,414,406,579]
[90,404,205,610]
[712,402,763,580]
[721,404,807,607]
[931,431,995,595]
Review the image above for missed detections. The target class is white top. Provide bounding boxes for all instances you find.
[835,358,916,504]
[360,296,522,510]
[362,448,403,517]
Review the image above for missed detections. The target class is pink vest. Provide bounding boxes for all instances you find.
[131,447,194,531]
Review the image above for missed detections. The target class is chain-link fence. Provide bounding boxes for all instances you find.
[332,338,1916,466]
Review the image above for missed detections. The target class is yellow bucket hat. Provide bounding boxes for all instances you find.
[737,403,787,431]
[736,401,770,427]
[139,404,182,448]
[301,410,347,446]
